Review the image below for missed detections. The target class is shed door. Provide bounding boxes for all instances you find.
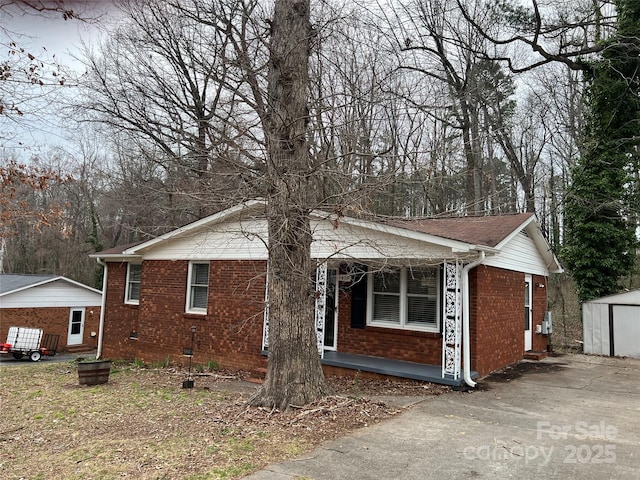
[524,275,532,351]
[67,308,85,346]
[613,305,640,358]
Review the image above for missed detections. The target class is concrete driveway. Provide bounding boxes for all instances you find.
[0,352,92,365]
[246,354,640,479]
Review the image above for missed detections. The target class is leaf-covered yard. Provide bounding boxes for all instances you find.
[0,361,447,479]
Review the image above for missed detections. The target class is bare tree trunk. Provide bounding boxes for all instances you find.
[460,101,483,215]
[249,0,329,410]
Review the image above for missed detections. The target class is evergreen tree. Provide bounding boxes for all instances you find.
[563,0,640,302]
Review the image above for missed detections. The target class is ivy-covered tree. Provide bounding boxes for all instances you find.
[562,0,640,302]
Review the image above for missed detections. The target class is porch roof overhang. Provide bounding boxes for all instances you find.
[317,213,487,255]
[307,212,500,264]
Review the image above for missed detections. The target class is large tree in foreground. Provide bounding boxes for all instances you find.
[562,0,640,302]
[249,0,329,409]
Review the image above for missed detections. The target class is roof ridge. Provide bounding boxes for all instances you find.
[384,212,533,221]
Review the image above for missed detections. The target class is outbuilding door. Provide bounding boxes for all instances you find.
[612,305,640,358]
[67,308,85,346]
[524,275,532,351]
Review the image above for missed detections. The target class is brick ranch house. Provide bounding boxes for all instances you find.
[90,200,562,387]
[0,274,102,352]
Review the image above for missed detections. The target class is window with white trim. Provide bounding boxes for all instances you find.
[186,262,209,313]
[368,267,440,332]
[125,263,142,304]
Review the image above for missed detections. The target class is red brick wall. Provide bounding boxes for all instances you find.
[335,290,442,364]
[101,259,548,379]
[102,260,267,370]
[531,274,549,353]
[101,262,142,360]
[470,266,548,376]
[1,306,101,351]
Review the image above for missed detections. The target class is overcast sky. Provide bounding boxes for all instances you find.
[1,2,114,156]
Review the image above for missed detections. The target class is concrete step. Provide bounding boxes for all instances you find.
[524,350,548,361]
[66,344,96,354]
[245,366,267,384]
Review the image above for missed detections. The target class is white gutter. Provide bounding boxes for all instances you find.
[462,251,485,388]
[95,258,108,360]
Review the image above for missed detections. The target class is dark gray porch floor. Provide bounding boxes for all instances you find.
[321,351,478,387]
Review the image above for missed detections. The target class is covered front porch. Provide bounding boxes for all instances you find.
[262,256,476,387]
[321,351,478,387]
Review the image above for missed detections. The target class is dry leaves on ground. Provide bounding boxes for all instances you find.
[0,361,448,480]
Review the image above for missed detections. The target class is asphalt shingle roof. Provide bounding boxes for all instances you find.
[0,274,58,295]
[382,213,534,248]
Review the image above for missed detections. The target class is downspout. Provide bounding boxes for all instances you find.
[462,251,485,388]
[95,258,108,360]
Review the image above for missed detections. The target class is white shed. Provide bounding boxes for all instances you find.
[583,289,640,358]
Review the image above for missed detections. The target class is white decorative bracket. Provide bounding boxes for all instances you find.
[442,260,462,380]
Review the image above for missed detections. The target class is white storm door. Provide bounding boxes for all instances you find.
[67,308,85,346]
[524,275,532,351]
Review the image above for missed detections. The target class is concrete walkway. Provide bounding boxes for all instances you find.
[245,354,640,480]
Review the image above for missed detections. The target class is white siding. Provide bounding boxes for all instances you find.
[141,217,456,262]
[142,219,269,260]
[311,220,454,260]
[1,281,102,308]
[483,231,549,276]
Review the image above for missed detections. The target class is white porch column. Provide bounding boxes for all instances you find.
[442,260,462,380]
[314,261,328,358]
[261,262,270,351]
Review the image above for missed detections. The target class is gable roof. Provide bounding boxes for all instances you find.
[584,289,640,305]
[383,213,534,249]
[0,274,57,295]
[0,274,102,297]
[91,200,562,273]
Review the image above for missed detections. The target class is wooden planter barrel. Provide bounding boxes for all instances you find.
[78,360,112,385]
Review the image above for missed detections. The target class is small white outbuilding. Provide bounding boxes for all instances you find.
[583,289,640,358]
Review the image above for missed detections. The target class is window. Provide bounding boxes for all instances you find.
[187,262,209,313]
[372,270,401,324]
[125,263,142,304]
[368,267,440,332]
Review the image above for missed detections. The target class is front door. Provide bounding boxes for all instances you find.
[323,269,338,350]
[67,308,85,346]
[524,275,532,351]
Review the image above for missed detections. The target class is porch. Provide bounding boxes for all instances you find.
[321,351,478,387]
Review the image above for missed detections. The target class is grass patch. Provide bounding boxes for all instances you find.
[0,361,402,479]
[132,357,147,368]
